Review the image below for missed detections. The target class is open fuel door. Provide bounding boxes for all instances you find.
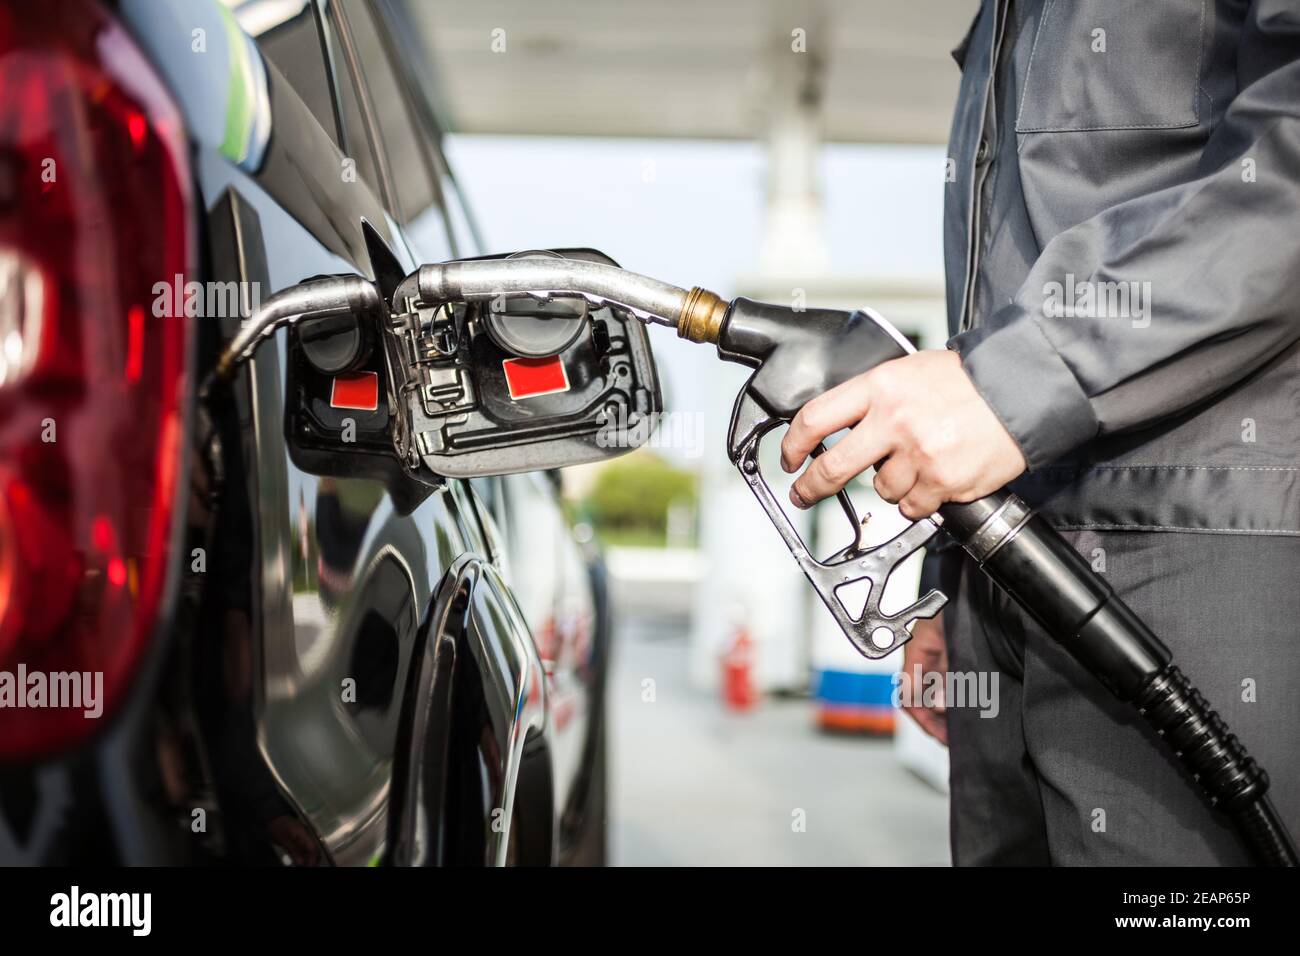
[220,248,663,490]
[384,248,663,480]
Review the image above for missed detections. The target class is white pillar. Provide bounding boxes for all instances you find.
[687,20,829,693]
[757,18,829,277]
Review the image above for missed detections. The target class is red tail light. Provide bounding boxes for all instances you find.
[0,1,191,758]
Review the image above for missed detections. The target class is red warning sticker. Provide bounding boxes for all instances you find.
[503,356,569,400]
[330,371,379,411]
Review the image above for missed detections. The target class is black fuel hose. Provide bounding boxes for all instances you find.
[942,492,1299,866]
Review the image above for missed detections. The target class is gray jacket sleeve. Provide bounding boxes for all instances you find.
[950,2,1300,472]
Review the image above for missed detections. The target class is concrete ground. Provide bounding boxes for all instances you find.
[608,612,951,866]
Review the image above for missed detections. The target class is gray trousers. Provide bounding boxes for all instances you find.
[943,530,1300,865]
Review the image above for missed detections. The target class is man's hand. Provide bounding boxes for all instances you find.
[780,349,1026,519]
[899,614,948,745]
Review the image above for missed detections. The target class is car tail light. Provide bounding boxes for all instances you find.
[0,1,191,758]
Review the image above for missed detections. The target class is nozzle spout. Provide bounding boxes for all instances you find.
[215,275,383,381]
[408,257,724,341]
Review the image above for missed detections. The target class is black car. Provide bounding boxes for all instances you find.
[0,0,656,866]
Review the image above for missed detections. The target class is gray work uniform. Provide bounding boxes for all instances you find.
[938,0,1300,864]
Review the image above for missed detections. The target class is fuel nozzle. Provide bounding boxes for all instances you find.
[403,257,682,327]
[401,257,923,421]
[400,255,730,344]
[212,275,384,382]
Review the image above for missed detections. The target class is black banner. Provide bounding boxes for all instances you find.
[0,866,1290,942]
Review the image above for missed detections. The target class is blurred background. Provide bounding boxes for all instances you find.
[416,0,977,864]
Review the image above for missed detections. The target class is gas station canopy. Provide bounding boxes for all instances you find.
[406,0,979,144]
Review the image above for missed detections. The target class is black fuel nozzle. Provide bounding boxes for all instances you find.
[710,297,915,417]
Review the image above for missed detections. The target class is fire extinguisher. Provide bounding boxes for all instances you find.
[722,625,758,711]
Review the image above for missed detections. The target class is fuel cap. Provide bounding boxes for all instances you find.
[300,312,371,374]
[482,251,588,357]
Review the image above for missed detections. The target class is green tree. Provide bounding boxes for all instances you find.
[582,451,697,546]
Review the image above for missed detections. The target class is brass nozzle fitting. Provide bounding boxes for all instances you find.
[677,287,728,345]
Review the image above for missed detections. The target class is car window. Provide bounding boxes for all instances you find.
[371,0,475,257]
[336,0,437,225]
[247,0,341,145]
[321,3,383,198]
